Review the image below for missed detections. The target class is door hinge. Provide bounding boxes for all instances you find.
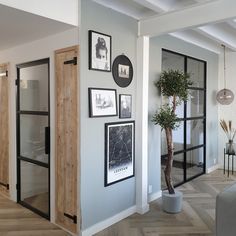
[64,213,77,224]
[64,57,77,65]
[15,79,19,86]
[16,184,18,190]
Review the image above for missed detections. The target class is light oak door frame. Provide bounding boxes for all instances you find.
[55,46,79,234]
[0,63,10,196]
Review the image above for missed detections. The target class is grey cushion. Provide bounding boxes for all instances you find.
[216,183,236,236]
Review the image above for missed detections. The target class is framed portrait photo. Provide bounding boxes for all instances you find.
[88,88,117,117]
[112,54,133,87]
[105,121,135,186]
[89,30,111,72]
[119,94,132,119]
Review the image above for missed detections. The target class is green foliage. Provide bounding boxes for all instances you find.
[156,69,192,103]
[152,69,192,130]
[152,104,180,130]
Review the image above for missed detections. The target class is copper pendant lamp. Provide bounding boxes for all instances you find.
[216,45,234,105]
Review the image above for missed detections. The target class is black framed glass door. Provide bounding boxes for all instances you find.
[16,58,50,219]
[161,49,206,189]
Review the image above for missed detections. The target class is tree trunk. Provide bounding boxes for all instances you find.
[164,127,175,194]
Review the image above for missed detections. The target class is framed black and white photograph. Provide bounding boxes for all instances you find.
[112,54,133,87]
[88,88,117,117]
[89,30,111,72]
[119,94,132,118]
[105,121,135,186]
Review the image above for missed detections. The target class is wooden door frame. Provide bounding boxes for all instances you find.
[0,63,10,198]
[54,45,80,234]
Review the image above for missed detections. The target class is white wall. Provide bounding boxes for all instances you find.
[218,51,236,168]
[0,0,78,26]
[0,27,78,222]
[148,35,219,196]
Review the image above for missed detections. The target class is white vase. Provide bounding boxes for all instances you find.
[162,190,183,213]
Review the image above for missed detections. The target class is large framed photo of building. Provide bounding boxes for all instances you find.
[88,88,117,117]
[105,121,135,186]
[89,30,111,72]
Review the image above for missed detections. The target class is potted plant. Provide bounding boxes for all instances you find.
[152,69,192,213]
[220,119,236,155]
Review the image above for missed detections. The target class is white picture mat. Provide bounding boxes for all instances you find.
[91,89,117,116]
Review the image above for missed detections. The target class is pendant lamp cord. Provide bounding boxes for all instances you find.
[223,44,226,89]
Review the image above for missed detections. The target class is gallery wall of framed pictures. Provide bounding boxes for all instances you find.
[88,29,135,187]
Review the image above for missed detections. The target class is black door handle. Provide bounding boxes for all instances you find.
[45,127,50,154]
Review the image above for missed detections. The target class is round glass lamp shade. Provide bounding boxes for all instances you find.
[216,89,234,105]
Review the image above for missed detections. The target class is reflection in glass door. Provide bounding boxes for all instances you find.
[161,49,206,189]
[16,59,50,219]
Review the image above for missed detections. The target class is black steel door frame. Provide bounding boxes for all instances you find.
[161,48,207,188]
[16,58,50,220]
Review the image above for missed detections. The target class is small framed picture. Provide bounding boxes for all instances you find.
[88,88,117,117]
[88,30,111,72]
[119,94,132,118]
[105,121,135,186]
[112,54,133,87]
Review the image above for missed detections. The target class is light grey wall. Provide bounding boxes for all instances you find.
[148,35,219,195]
[80,0,138,230]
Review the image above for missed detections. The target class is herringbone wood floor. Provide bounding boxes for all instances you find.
[0,194,69,235]
[95,170,236,236]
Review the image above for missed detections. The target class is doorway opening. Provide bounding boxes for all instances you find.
[161,49,206,189]
[16,58,50,219]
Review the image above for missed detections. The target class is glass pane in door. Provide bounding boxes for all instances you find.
[20,160,49,214]
[187,89,204,117]
[187,59,205,88]
[162,50,185,71]
[20,64,49,112]
[186,119,204,148]
[186,148,204,179]
[20,114,48,164]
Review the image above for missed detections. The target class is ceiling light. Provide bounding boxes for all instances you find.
[216,45,234,105]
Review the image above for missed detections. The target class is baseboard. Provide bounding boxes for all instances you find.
[81,205,137,236]
[206,164,221,173]
[148,190,162,202]
[136,204,149,214]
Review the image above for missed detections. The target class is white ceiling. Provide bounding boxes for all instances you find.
[0,4,76,51]
[93,0,236,53]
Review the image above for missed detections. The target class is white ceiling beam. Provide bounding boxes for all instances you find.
[169,31,221,54]
[139,0,236,37]
[196,26,236,51]
[133,0,166,13]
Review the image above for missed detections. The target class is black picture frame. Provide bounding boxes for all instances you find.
[119,94,132,119]
[88,88,117,117]
[105,121,135,186]
[88,30,112,72]
[112,54,133,87]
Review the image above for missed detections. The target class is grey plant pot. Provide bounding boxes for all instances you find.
[162,190,183,213]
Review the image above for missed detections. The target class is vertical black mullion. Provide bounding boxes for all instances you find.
[183,57,187,182]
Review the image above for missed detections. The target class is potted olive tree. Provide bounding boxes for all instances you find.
[152,69,192,213]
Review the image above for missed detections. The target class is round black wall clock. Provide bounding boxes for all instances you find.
[112,54,133,87]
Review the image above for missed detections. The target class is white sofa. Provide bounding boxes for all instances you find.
[216,183,236,236]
